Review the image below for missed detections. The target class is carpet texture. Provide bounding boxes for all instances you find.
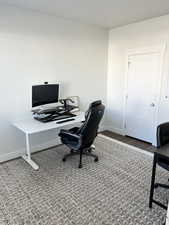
[0,135,168,225]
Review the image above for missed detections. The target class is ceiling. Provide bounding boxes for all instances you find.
[1,0,169,28]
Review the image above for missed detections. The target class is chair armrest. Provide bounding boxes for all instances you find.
[59,129,81,140]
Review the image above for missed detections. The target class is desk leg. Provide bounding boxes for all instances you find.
[149,153,157,208]
[22,133,39,170]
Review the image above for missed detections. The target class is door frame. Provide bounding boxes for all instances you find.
[123,44,166,146]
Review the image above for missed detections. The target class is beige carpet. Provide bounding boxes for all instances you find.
[0,135,167,225]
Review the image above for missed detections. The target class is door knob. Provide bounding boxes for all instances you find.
[150,103,155,107]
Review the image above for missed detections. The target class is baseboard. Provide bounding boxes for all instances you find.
[0,150,23,163]
[98,134,153,157]
[0,138,61,163]
[103,125,125,135]
[99,125,107,132]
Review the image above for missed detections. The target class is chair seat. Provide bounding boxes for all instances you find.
[61,137,79,150]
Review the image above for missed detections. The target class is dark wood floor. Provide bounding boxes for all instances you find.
[101,130,157,154]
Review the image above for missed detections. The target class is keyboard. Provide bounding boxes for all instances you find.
[56,118,75,124]
[33,112,76,123]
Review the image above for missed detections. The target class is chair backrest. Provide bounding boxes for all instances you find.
[77,100,105,148]
[157,122,169,148]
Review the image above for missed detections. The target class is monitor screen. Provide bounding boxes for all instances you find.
[32,84,59,107]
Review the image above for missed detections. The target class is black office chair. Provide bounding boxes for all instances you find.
[155,123,169,189]
[149,122,169,210]
[58,100,105,168]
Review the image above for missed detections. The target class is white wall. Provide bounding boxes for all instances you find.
[0,5,108,161]
[107,14,169,136]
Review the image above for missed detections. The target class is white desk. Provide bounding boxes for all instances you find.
[13,111,85,170]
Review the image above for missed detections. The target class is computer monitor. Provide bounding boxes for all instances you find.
[32,84,59,108]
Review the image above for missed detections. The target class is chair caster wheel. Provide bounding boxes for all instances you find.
[88,148,92,153]
[79,164,82,168]
[94,157,99,162]
[154,183,159,189]
[62,158,66,162]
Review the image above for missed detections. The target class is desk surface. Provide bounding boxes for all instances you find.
[13,111,85,134]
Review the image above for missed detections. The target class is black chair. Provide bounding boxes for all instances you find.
[149,122,169,210]
[58,100,105,168]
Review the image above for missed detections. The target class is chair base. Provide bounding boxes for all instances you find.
[149,181,169,210]
[62,147,98,168]
[154,183,169,189]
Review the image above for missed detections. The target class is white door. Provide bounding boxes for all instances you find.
[125,51,162,143]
